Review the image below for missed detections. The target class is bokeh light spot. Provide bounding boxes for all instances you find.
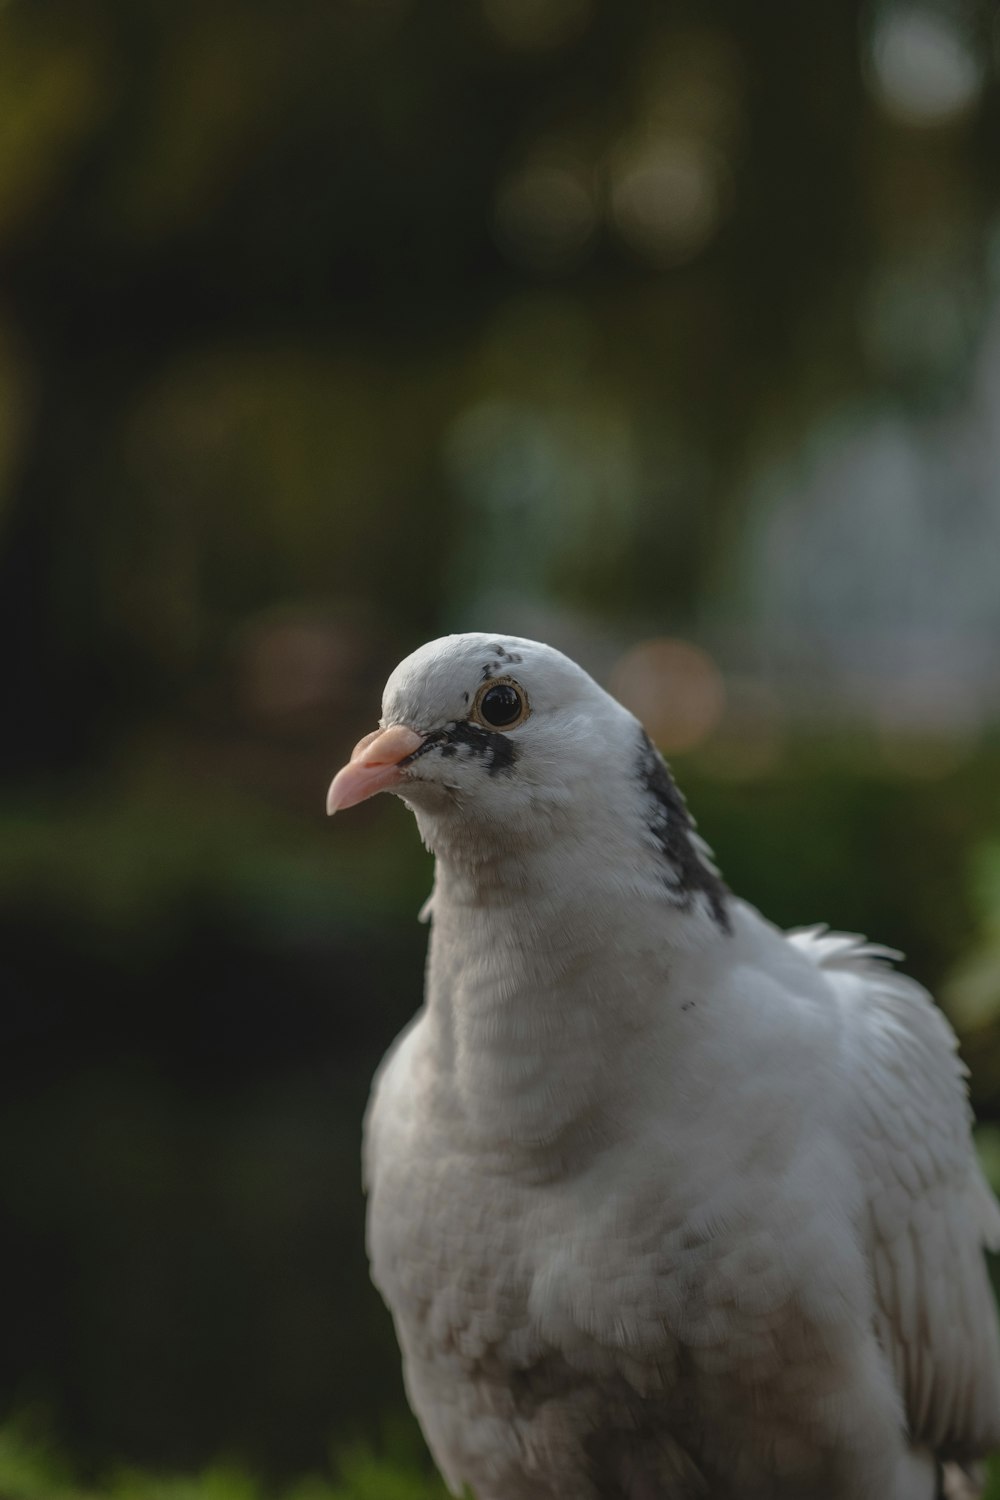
[608,137,722,267]
[610,638,725,753]
[482,0,593,52]
[862,251,977,380]
[493,158,597,274]
[866,3,983,127]
[237,612,351,723]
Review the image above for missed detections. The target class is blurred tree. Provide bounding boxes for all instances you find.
[1,0,999,1478]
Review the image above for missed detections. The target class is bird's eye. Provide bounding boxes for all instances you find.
[472,678,530,730]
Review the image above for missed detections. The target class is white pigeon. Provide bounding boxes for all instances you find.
[326,632,1000,1500]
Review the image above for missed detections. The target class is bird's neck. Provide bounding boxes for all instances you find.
[422,834,724,1163]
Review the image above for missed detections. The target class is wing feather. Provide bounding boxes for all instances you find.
[787,927,1000,1457]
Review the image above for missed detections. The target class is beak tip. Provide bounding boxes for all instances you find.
[325,725,425,819]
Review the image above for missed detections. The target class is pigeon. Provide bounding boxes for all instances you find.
[326,631,1000,1500]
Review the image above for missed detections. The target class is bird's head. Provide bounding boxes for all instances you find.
[326,632,730,933]
[326,632,640,855]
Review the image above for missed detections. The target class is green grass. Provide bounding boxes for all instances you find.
[0,1418,995,1499]
[0,1419,450,1500]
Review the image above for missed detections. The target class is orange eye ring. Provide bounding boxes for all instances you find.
[471,676,531,730]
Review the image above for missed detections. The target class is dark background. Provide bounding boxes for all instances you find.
[1,0,1000,1483]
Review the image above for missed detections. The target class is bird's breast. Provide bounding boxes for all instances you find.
[365,1055,879,1500]
[425,890,675,1152]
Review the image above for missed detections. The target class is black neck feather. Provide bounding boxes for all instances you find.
[636,730,731,934]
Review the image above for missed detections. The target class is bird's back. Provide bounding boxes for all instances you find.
[789,926,1000,1460]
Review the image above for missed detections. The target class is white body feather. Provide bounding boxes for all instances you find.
[352,634,1000,1500]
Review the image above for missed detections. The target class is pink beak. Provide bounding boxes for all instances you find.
[326,725,425,815]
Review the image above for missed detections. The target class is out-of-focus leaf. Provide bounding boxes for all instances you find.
[0,1416,80,1500]
[0,8,108,241]
[984,1453,1000,1500]
[976,1126,1000,1197]
[328,1445,448,1500]
[109,1466,261,1500]
[945,844,1000,1032]
[0,1416,452,1499]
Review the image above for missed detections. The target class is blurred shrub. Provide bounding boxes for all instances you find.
[0,1414,995,1499]
[946,842,1000,1032]
[2,741,998,1470]
[0,1416,450,1500]
[945,841,1000,1118]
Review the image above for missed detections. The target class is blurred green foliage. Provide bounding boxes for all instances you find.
[2,740,998,1475]
[947,843,1000,1029]
[0,1415,998,1499]
[0,1417,450,1500]
[1,0,1000,1484]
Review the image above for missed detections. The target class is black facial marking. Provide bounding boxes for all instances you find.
[637,730,730,933]
[445,719,517,774]
[462,691,469,705]
[402,738,436,764]
[403,720,517,776]
[489,643,523,665]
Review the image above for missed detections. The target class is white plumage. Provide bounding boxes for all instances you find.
[326,632,1000,1500]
